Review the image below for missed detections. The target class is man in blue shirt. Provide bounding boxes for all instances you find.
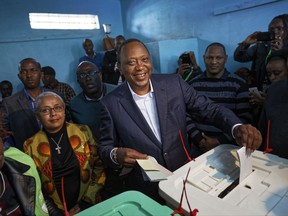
[79,39,104,70]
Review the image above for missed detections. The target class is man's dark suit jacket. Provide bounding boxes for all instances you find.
[1,90,40,151]
[99,74,241,201]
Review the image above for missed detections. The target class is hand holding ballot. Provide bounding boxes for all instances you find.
[233,124,262,152]
[115,147,148,167]
[137,156,173,182]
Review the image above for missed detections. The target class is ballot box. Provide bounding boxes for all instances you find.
[159,144,288,216]
[76,190,173,216]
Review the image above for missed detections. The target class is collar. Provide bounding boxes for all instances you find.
[83,84,106,101]
[24,87,43,101]
[84,93,103,101]
[86,52,96,59]
[127,80,154,100]
[202,69,229,80]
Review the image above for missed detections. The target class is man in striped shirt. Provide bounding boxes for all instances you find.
[187,42,253,157]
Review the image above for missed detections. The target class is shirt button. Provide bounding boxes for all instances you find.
[163,152,168,157]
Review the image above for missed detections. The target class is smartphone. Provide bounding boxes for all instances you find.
[256,32,275,41]
[181,54,191,64]
[249,87,261,97]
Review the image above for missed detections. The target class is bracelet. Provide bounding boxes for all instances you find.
[110,148,119,164]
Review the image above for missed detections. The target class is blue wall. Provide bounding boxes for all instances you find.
[121,0,288,73]
[0,0,123,94]
[0,0,287,94]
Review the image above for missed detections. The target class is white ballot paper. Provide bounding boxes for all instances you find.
[236,147,252,183]
[137,156,173,182]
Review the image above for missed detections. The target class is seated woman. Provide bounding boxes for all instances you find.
[0,111,49,215]
[23,91,105,215]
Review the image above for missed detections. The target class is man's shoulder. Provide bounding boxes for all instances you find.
[226,73,249,89]
[151,73,180,81]
[2,90,25,104]
[228,72,246,82]
[267,77,288,95]
[58,81,74,89]
[151,73,186,87]
[104,83,117,93]
[104,49,116,56]
[69,93,84,105]
[102,83,125,102]
[4,147,35,167]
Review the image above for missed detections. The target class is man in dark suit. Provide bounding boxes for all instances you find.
[1,58,43,151]
[99,39,262,203]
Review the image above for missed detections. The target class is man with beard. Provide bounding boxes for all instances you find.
[69,61,116,140]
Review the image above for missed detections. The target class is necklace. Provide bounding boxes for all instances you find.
[50,133,63,154]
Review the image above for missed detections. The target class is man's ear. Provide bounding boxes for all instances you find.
[117,62,123,75]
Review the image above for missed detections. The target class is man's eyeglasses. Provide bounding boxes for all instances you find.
[36,105,64,115]
[78,70,100,79]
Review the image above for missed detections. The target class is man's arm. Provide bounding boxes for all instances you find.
[234,32,259,62]
[180,76,262,151]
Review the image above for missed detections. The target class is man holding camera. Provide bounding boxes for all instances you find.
[176,51,202,82]
[233,14,288,92]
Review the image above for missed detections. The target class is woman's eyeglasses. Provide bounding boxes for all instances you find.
[36,105,64,115]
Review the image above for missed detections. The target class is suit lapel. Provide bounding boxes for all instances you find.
[17,90,40,129]
[152,77,167,143]
[119,83,161,146]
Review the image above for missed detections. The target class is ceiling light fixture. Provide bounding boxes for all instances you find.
[29,13,100,30]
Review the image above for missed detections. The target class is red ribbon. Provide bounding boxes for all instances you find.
[179,129,195,162]
[264,119,273,154]
[171,168,199,216]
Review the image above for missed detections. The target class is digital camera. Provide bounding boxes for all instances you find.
[181,54,191,64]
[256,32,275,41]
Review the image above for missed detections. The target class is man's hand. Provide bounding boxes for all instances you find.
[243,32,259,45]
[271,37,284,51]
[233,124,262,152]
[249,91,266,106]
[198,133,220,152]
[188,51,198,70]
[178,63,191,76]
[116,148,148,167]
[69,204,80,215]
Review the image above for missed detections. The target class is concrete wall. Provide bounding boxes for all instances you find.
[0,0,287,94]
